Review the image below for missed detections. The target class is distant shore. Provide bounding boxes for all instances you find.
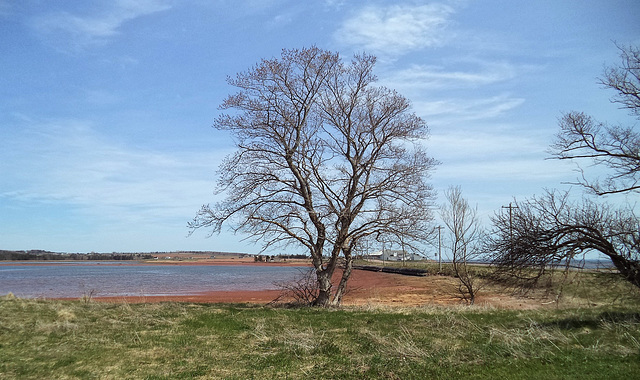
[0,257,311,267]
[2,258,563,309]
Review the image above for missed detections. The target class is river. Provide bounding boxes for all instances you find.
[0,262,306,299]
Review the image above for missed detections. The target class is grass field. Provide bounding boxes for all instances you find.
[1,291,639,379]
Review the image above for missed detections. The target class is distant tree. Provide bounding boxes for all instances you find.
[489,45,640,294]
[189,47,437,307]
[440,186,484,304]
[549,44,640,195]
[488,190,640,291]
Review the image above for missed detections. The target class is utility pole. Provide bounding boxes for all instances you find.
[435,226,443,272]
[502,202,519,252]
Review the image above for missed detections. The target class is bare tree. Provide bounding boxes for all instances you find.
[490,45,640,296]
[549,44,640,195]
[189,47,437,307]
[440,186,484,304]
[600,44,640,116]
[488,190,640,291]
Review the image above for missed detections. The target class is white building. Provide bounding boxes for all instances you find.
[365,249,417,261]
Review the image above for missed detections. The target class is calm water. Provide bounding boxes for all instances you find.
[0,262,306,298]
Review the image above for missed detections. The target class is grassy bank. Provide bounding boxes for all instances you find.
[1,296,638,379]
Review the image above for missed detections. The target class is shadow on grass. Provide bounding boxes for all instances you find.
[544,311,640,330]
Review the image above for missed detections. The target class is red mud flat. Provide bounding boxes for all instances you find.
[90,266,401,305]
[91,290,285,304]
[89,265,541,309]
[142,258,311,267]
[4,258,541,308]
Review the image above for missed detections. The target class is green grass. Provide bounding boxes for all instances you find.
[1,294,639,379]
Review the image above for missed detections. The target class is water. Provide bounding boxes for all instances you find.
[0,262,306,298]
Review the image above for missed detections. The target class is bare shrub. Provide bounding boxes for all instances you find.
[440,186,484,304]
[271,268,319,306]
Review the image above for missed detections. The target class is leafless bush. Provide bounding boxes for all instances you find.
[440,186,484,305]
[271,268,319,306]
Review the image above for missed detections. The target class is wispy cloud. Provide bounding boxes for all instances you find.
[334,2,555,212]
[30,0,171,51]
[381,60,517,91]
[414,95,525,122]
[427,128,575,216]
[435,157,570,183]
[335,3,455,56]
[429,129,544,159]
[1,118,223,226]
[323,0,346,9]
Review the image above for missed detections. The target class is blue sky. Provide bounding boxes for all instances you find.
[1,0,638,255]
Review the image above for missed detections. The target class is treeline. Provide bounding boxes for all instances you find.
[0,250,154,261]
[278,254,309,259]
[254,254,309,262]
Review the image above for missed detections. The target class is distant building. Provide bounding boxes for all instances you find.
[364,249,417,261]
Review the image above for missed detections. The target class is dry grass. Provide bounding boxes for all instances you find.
[1,271,639,379]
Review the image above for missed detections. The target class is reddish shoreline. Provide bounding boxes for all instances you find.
[0,258,310,267]
[37,263,417,305]
[83,267,456,306]
[3,259,542,308]
[89,289,285,304]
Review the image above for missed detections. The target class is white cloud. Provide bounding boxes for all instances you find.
[1,119,223,226]
[324,0,346,9]
[381,60,517,91]
[430,129,542,158]
[335,3,455,56]
[435,157,569,182]
[414,94,525,122]
[427,128,576,218]
[0,117,263,252]
[30,0,171,51]
[267,10,297,28]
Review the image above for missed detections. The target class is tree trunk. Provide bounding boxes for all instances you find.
[331,250,353,306]
[608,254,640,289]
[312,269,333,307]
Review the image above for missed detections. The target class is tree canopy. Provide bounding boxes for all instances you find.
[489,190,640,290]
[490,45,640,292]
[189,47,437,306]
[549,44,640,195]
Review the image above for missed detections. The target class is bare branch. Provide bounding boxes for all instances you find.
[599,43,640,116]
[488,190,640,291]
[189,47,437,306]
[548,44,640,196]
[440,186,484,304]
